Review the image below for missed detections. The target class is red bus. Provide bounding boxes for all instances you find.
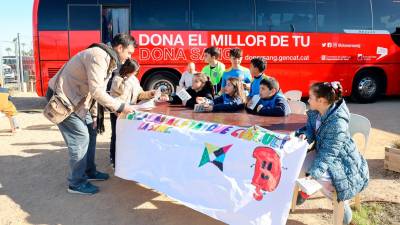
[33,0,400,102]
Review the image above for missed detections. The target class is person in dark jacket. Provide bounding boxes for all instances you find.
[246,77,290,116]
[197,77,246,112]
[169,72,214,108]
[296,81,369,225]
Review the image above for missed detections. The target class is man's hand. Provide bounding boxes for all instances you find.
[122,104,136,114]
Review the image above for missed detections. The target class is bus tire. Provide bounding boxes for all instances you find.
[143,70,179,94]
[351,70,382,103]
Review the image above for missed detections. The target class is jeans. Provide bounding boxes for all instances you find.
[46,89,97,188]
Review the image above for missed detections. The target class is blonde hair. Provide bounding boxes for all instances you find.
[227,77,246,103]
[193,72,207,83]
[193,72,214,97]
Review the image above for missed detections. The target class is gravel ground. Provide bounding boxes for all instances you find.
[0,92,399,225]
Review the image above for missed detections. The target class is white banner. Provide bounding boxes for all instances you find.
[116,112,308,225]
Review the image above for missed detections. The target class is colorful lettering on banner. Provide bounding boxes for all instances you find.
[126,112,290,151]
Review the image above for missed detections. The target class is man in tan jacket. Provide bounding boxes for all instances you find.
[46,33,137,195]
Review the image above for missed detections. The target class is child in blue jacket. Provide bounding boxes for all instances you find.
[246,77,290,116]
[197,77,246,112]
[296,82,369,225]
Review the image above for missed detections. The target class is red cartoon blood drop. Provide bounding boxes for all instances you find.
[251,147,282,201]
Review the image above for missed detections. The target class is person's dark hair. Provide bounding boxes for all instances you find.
[260,77,280,91]
[119,59,140,78]
[193,72,215,97]
[204,47,220,58]
[229,48,243,58]
[250,57,266,72]
[111,33,138,48]
[311,81,343,104]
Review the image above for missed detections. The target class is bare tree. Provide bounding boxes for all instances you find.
[5,47,12,56]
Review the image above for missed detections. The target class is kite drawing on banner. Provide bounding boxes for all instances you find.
[198,143,233,172]
[251,147,282,201]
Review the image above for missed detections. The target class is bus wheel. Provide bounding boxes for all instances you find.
[352,70,382,103]
[143,71,179,95]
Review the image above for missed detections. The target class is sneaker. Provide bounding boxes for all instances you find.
[67,182,99,195]
[87,171,109,181]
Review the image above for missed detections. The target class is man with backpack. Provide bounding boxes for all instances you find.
[46,33,137,195]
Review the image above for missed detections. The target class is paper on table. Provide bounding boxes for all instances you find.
[247,95,261,110]
[154,86,162,101]
[134,99,156,110]
[296,178,323,196]
[176,88,192,102]
[194,104,207,112]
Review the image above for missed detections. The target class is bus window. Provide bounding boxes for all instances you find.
[191,0,255,31]
[372,0,400,34]
[317,0,372,33]
[99,0,130,3]
[38,0,68,30]
[69,5,101,30]
[132,0,189,30]
[256,0,316,32]
[68,0,97,4]
[102,7,129,43]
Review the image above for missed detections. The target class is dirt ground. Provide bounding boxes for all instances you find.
[0,93,399,225]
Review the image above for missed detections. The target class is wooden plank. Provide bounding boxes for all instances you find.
[385,164,400,173]
[385,147,400,155]
[384,148,400,173]
[385,152,400,165]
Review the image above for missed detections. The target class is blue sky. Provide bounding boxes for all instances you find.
[0,0,34,56]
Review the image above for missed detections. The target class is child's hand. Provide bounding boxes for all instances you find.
[158,94,169,102]
[299,134,306,141]
[196,97,206,104]
[246,100,253,108]
[256,105,263,112]
[204,104,213,112]
[243,83,251,91]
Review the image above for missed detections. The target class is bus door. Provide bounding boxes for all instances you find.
[101,5,130,44]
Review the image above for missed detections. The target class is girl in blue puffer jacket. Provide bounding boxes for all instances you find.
[296,81,369,225]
